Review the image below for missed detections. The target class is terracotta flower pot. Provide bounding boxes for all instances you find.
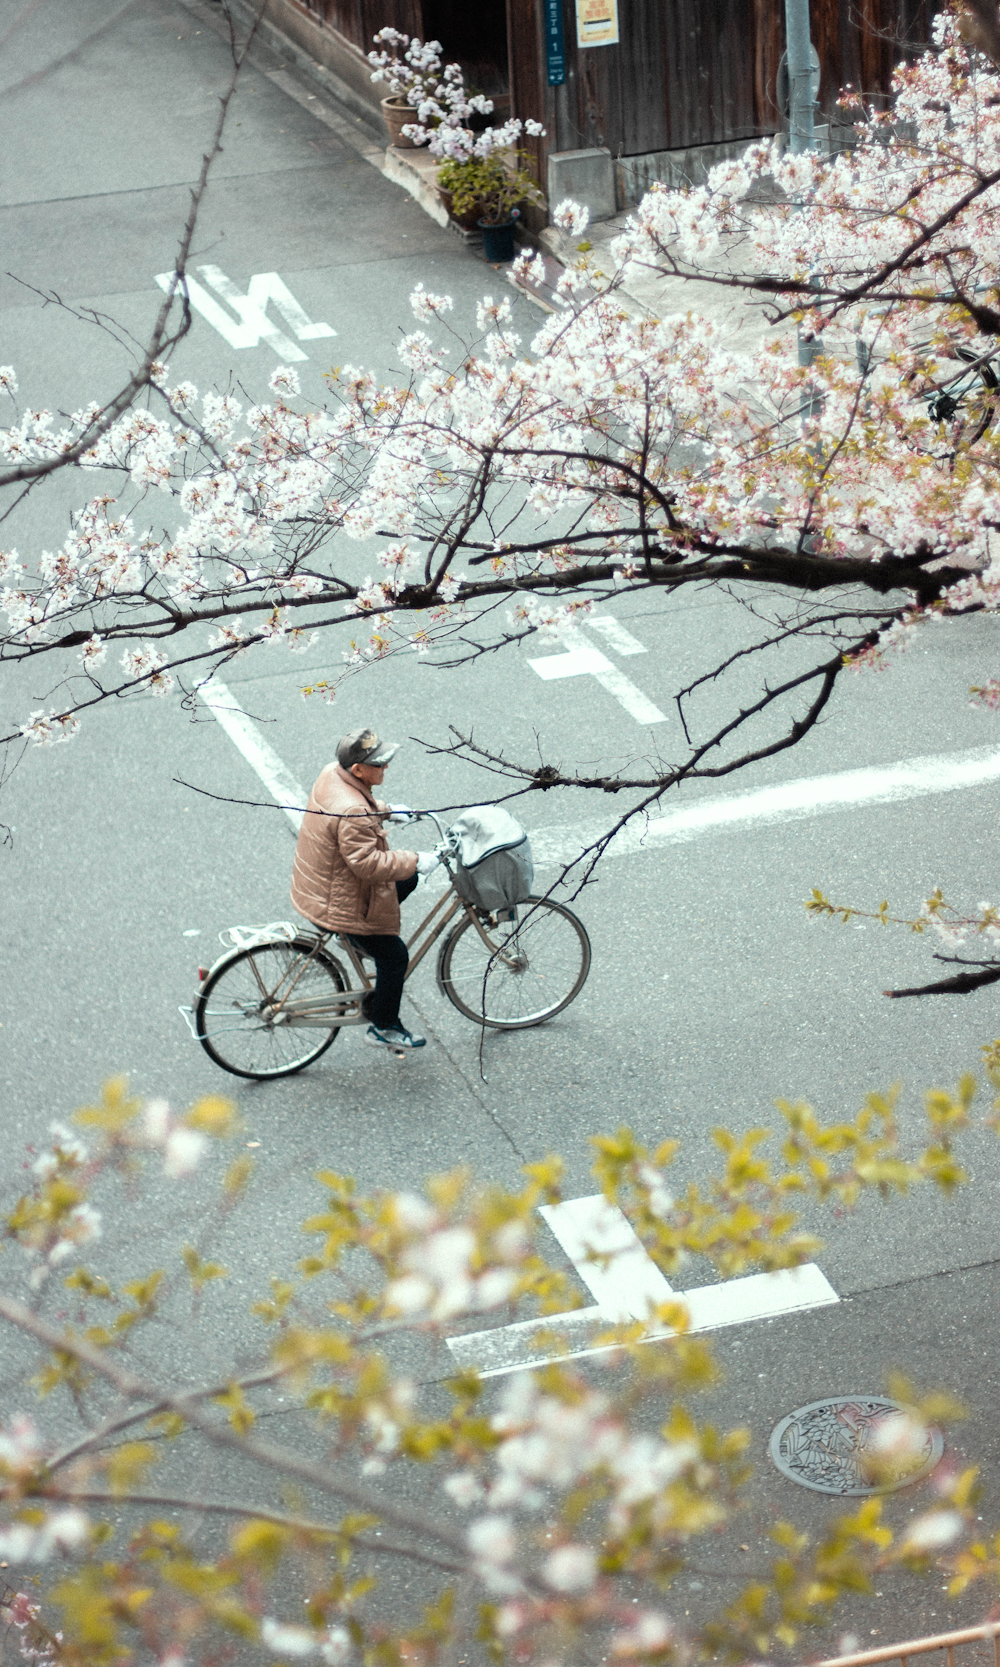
[436,185,485,230]
[381,96,419,148]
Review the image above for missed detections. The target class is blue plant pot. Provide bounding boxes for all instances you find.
[479,208,520,262]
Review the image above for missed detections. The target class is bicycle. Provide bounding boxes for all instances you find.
[856,327,999,463]
[185,811,591,1080]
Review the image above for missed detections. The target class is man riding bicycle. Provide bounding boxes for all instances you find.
[290,727,440,1052]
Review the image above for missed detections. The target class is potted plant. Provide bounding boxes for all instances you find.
[368,29,492,150]
[413,116,547,260]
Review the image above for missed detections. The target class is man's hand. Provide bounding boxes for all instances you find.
[387,803,417,823]
[415,850,442,876]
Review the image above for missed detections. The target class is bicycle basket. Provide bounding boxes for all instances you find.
[447,806,534,912]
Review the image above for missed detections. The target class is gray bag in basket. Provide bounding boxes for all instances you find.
[447,806,534,913]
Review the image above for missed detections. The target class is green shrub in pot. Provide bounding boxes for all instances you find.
[436,146,544,228]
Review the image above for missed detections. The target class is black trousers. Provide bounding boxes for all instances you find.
[347,872,419,1030]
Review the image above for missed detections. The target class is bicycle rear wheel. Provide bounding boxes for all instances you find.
[924,347,998,459]
[437,898,591,1029]
[196,940,348,1080]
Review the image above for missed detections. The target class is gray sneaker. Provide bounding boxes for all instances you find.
[365,1023,426,1051]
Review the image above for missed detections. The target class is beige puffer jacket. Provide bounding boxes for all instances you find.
[290,763,418,935]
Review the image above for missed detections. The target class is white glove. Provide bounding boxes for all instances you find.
[415,850,442,876]
[387,803,417,824]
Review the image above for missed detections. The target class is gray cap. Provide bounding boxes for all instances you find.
[336,727,400,769]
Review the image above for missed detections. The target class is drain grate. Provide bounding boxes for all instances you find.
[769,1397,943,1495]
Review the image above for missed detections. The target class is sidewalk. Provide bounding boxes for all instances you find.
[202,0,815,363]
[213,0,781,339]
[536,212,785,349]
[382,140,799,357]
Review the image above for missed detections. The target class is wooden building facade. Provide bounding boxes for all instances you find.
[280,0,933,205]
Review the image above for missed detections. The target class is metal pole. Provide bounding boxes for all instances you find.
[784,0,815,154]
[783,0,821,406]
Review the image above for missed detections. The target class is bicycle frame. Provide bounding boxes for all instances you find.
[261,814,526,1029]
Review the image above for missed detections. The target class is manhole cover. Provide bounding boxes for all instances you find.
[769,1397,943,1495]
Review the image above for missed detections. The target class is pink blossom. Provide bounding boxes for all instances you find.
[163,1127,208,1179]
[319,1627,351,1665]
[612,1611,674,1654]
[901,1509,964,1552]
[260,1619,316,1656]
[553,200,590,237]
[0,1417,43,1476]
[19,709,80,746]
[270,366,301,397]
[543,1543,598,1593]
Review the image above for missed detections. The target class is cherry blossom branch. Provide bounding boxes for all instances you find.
[0,1293,472,1559]
[48,1491,465,1573]
[0,0,263,489]
[886,962,1000,996]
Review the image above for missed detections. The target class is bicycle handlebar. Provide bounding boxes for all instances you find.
[416,809,447,841]
[408,809,456,864]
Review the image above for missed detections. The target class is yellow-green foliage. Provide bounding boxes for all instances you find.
[0,1060,995,1667]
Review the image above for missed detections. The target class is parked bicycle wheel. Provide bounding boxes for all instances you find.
[437,897,590,1029]
[196,939,349,1080]
[922,346,998,460]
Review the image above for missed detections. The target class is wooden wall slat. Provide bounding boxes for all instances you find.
[298,0,937,174]
[507,0,546,189]
[315,0,422,62]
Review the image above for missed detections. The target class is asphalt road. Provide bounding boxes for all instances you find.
[4,0,1000,1650]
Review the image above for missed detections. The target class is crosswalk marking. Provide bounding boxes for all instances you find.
[540,1195,675,1321]
[198,679,307,830]
[447,1194,839,1378]
[529,634,667,724]
[584,615,648,656]
[155,266,336,360]
[528,741,1000,868]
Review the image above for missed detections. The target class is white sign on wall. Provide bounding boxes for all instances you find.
[575,0,619,47]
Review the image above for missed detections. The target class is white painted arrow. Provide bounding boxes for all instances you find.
[155,267,335,361]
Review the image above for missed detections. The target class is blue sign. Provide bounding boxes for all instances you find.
[545,0,566,85]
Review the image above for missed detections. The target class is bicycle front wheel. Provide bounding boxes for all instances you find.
[437,898,591,1029]
[196,940,348,1080]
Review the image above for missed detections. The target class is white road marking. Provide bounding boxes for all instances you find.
[196,671,1000,873]
[198,680,307,831]
[683,1264,838,1330]
[529,742,1000,868]
[446,1193,839,1378]
[154,267,335,360]
[540,1195,675,1321]
[529,640,667,724]
[585,615,647,655]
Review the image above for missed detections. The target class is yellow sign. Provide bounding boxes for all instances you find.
[575,0,619,47]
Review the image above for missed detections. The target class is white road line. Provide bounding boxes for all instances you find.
[196,678,1000,869]
[154,267,334,360]
[529,742,1000,868]
[585,615,647,656]
[683,1265,838,1330]
[529,642,667,724]
[198,680,307,831]
[446,1194,839,1378]
[540,1195,675,1321]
